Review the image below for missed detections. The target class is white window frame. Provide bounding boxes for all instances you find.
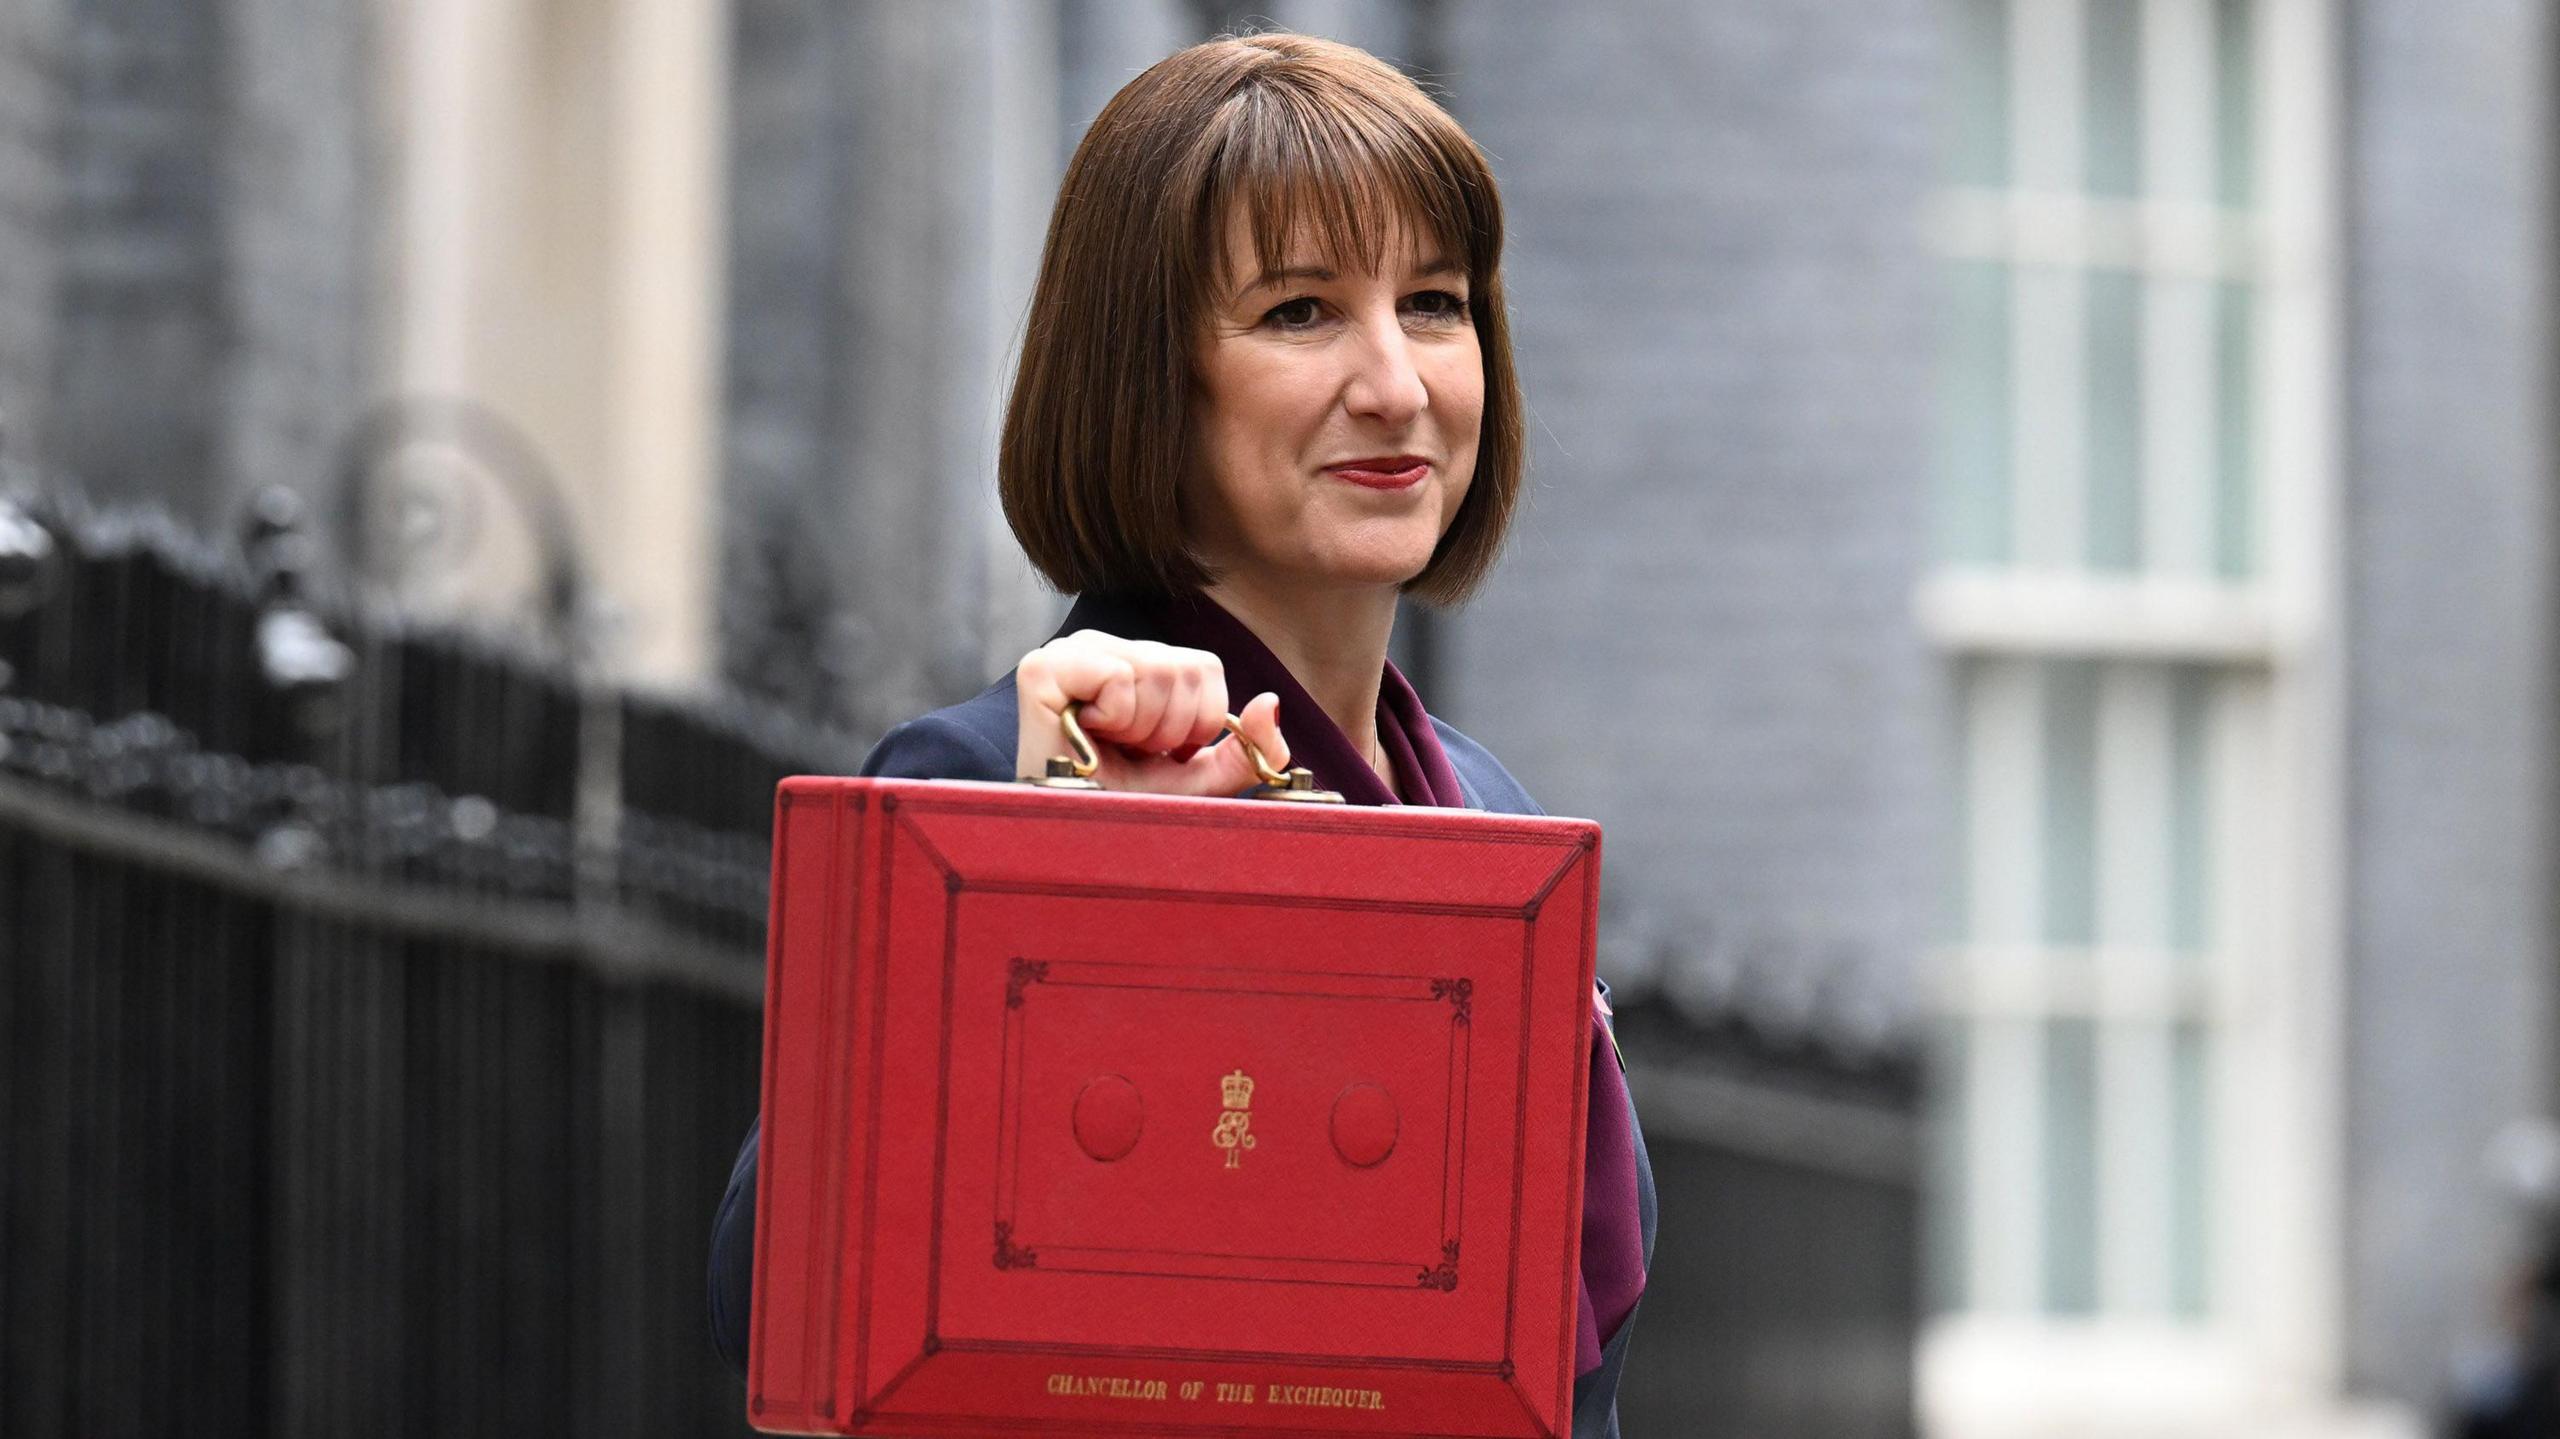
[1915,0,2376,1434]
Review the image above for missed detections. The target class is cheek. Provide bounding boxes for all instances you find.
[1433,347,1487,479]
[1201,345,1314,439]
[1433,368,1484,539]
[1191,368,1299,531]
[1214,363,1332,487]
[1433,335,1486,432]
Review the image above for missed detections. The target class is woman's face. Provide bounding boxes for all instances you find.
[1186,204,1483,595]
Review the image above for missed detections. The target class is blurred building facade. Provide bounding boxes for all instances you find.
[0,1,2550,1437]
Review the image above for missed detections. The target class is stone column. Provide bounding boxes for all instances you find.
[377,0,728,683]
[592,0,729,684]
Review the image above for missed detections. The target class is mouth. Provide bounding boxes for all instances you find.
[1323,456,1431,491]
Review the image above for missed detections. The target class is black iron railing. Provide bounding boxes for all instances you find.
[0,485,846,1436]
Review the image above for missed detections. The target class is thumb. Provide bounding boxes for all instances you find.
[1188,691,1290,794]
[1232,691,1290,774]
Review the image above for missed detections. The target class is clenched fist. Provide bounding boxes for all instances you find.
[1013,629,1292,796]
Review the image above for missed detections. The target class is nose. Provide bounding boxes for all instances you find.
[1342,311,1427,427]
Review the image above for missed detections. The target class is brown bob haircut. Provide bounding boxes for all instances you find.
[999,31,1522,607]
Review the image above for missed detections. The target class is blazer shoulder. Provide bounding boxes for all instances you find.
[857,678,1018,783]
[1428,716,1544,816]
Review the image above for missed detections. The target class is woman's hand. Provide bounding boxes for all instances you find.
[1014,629,1291,795]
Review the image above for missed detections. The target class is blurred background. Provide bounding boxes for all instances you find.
[0,0,2550,1435]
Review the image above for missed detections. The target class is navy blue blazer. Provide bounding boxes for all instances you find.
[710,595,1658,1437]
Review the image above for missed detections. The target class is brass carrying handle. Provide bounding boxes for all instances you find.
[1030,700,1344,803]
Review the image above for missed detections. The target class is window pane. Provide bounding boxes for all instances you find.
[2213,0,2256,208]
[2214,279,2257,579]
[2084,0,2143,198]
[1968,658,2046,947]
[2168,667,2213,967]
[2043,1016,2100,1314]
[1942,659,1976,946]
[2086,269,2144,570]
[1939,260,2014,566]
[2170,1019,2213,1316]
[2093,661,2176,951]
[2140,275,2216,576]
[1949,0,2011,188]
[2042,659,2100,953]
[2012,265,2089,569]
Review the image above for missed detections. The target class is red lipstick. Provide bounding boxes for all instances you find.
[1324,456,1430,490]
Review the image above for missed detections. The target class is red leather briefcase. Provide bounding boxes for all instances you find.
[748,775,1601,1438]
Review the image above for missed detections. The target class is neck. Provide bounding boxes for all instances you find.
[1201,573,1398,772]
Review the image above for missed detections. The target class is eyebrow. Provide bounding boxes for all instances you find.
[1229,256,1464,305]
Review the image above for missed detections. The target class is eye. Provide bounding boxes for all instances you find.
[1403,289,1470,323]
[1261,296,1324,331]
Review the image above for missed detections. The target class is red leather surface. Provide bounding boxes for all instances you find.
[749,778,1600,1438]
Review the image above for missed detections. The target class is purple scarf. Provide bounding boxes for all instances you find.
[1151,592,1647,1377]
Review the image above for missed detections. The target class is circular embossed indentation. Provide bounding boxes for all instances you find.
[1072,1075,1144,1162]
[1330,1082,1399,1168]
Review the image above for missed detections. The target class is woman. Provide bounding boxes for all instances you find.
[710,31,1656,1435]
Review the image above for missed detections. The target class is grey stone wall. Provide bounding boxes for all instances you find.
[1435,0,1945,1038]
[719,0,871,720]
[0,0,371,529]
[719,0,1073,741]
[2340,0,2556,1406]
[720,0,989,734]
[212,0,373,524]
[50,0,228,519]
[1057,0,1189,162]
[0,0,64,472]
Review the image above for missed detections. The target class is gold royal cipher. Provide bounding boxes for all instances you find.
[1212,1069,1256,1170]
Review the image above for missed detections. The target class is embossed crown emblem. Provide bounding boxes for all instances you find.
[1219,1069,1255,1110]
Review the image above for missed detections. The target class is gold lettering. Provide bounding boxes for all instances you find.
[1043,1373,1168,1402]
[1048,1373,1382,1411]
[1262,1383,1387,1410]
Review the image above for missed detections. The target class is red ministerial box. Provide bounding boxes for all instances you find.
[749,777,1601,1439]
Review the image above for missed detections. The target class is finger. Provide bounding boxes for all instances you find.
[1075,661,1145,738]
[1189,664,1232,752]
[1140,660,1200,754]
[1020,641,1140,726]
[1102,650,1170,751]
[1133,643,1226,754]
[1014,644,1134,775]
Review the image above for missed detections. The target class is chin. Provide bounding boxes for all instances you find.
[1238,515,1447,592]
[1301,549,1439,591]
[1310,519,1445,582]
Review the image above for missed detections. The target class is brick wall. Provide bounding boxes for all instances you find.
[1438,0,1946,1041]
[1,0,370,528]
[2341,0,2556,1404]
[0,0,63,471]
